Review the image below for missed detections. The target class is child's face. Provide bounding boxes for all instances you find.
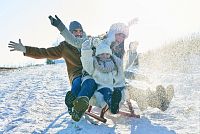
[98,53,111,60]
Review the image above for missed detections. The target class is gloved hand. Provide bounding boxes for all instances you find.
[82,39,92,50]
[91,37,102,48]
[8,39,26,53]
[48,15,65,32]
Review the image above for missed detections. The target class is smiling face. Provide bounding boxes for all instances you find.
[111,33,126,52]
[115,33,126,45]
[98,53,111,60]
[72,28,83,38]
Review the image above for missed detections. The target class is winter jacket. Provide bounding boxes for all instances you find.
[80,49,126,91]
[24,41,82,84]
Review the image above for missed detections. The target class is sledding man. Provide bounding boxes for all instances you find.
[8,17,97,122]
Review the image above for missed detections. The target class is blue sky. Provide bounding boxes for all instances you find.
[0,0,200,66]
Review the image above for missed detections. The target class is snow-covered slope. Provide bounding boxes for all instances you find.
[1,59,199,134]
[0,64,176,134]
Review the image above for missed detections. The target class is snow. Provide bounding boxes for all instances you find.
[1,51,200,133]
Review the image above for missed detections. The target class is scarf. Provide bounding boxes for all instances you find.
[93,55,121,73]
[93,57,115,73]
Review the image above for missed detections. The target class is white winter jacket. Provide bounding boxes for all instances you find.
[80,49,126,91]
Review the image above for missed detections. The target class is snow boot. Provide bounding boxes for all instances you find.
[65,91,76,115]
[110,89,122,114]
[156,85,169,111]
[71,96,89,122]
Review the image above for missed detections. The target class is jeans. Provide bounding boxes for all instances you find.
[78,79,97,99]
[98,87,112,105]
[71,76,82,97]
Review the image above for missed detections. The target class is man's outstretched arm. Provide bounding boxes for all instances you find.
[49,15,87,49]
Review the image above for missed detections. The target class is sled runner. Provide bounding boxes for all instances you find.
[85,105,108,123]
[85,99,140,123]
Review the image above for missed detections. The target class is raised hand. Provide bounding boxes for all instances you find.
[48,15,65,32]
[92,37,101,48]
[82,39,92,50]
[8,39,26,53]
[49,15,61,27]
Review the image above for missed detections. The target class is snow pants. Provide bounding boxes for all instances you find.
[98,88,112,105]
[98,87,122,114]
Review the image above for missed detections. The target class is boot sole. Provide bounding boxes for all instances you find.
[72,96,89,122]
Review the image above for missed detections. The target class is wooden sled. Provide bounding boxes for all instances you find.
[84,67,141,123]
[85,100,140,123]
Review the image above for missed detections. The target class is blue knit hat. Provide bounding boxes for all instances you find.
[69,21,83,32]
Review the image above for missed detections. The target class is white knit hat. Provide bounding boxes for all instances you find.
[95,41,112,56]
[108,23,129,38]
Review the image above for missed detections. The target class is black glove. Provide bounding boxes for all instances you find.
[48,15,65,32]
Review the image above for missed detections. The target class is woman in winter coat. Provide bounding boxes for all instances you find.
[104,22,174,112]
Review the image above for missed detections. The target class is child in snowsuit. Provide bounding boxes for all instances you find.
[80,39,126,115]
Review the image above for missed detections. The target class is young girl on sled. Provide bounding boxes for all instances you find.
[75,38,126,120]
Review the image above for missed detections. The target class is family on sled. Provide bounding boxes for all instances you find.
[8,15,174,122]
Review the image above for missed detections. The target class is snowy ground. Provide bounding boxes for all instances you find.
[0,55,200,134]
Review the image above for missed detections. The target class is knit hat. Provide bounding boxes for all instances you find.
[95,41,112,56]
[69,21,83,32]
[108,23,129,38]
